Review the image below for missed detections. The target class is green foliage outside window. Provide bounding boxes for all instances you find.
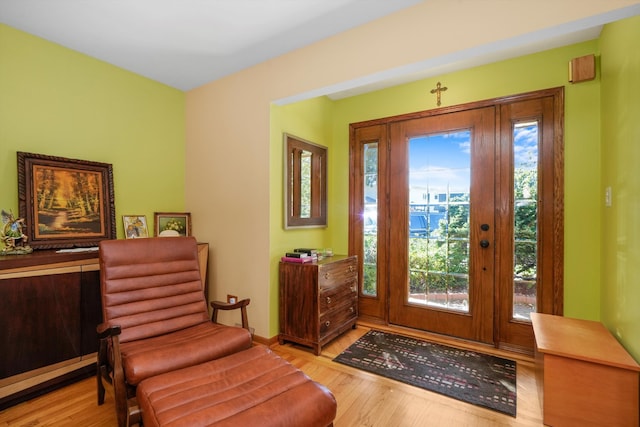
[362,169,537,299]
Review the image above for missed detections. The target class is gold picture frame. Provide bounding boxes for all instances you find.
[123,215,149,239]
[154,212,191,237]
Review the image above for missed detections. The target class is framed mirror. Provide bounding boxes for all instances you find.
[284,133,327,228]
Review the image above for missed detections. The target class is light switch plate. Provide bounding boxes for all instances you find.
[605,186,612,207]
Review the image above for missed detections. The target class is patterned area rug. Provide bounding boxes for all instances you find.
[333,330,517,416]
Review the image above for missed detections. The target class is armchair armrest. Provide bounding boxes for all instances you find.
[211,298,251,330]
[97,323,122,339]
[211,298,250,311]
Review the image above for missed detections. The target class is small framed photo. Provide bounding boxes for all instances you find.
[123,215,149,239]
[154,212,191,237]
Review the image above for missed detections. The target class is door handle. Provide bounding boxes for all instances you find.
[480,239,490,248]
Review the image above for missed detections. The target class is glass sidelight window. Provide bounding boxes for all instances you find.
[362,142,378,297]
[512,121,539,320]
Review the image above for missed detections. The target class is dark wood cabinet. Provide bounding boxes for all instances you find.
[0,251,101,409]
[80,267,102,356]
[279,255,358,355]
[1,271,82,378]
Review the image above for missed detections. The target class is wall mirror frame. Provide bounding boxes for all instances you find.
[284,133,327,229]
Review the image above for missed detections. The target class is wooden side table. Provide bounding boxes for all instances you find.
[531,313,640,426]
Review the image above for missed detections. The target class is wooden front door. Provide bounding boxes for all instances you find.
[350,88,564,351]
[387,107,496,343]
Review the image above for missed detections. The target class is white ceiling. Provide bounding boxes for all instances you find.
[0,0,422,91]
[1,0,639,98]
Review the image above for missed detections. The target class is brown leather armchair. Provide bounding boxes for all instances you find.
[96,237,252,427]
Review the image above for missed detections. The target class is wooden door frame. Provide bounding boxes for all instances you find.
[349,124,389,321]
[349,87,564,352]
[495,89,565,352]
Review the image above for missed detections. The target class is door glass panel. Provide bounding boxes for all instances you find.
[363,142,378,296]
[408,131,471,312]
[513,121,538,320]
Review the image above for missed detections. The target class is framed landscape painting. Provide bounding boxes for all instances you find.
[18,152,116,249]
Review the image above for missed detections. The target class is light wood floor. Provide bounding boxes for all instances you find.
[0,323,544,426]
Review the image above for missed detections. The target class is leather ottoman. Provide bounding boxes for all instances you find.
[136,345,337,427]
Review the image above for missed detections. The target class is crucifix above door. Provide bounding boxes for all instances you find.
[429,81,448,106]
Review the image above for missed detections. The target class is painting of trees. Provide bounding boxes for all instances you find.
[33,165,104,236]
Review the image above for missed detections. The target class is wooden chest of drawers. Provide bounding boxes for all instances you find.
[279,255,358,355]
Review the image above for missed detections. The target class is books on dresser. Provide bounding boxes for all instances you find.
[281,256,312,263]
[281,248,317,263]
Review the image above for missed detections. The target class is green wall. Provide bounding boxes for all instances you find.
[331,41,602,321]
[599,15,640,360]
[269,97,335,334]
[270,40,606,336]
[0,24,186,238]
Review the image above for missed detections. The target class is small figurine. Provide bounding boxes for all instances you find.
[1,209,33,255]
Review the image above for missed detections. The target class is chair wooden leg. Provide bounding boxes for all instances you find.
[241,305,249,330]
[128,399,141,427]
[97,339,107,405]
[111,336,129,427]
[97,363,105,405]
[113,375,128,427]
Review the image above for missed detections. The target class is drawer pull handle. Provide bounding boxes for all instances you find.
[350,285,357,293]
[348,265,354,272]
[326,297,332,304]
[349,306,355,313]
[325,273,330,279]
[325,321,331,327]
